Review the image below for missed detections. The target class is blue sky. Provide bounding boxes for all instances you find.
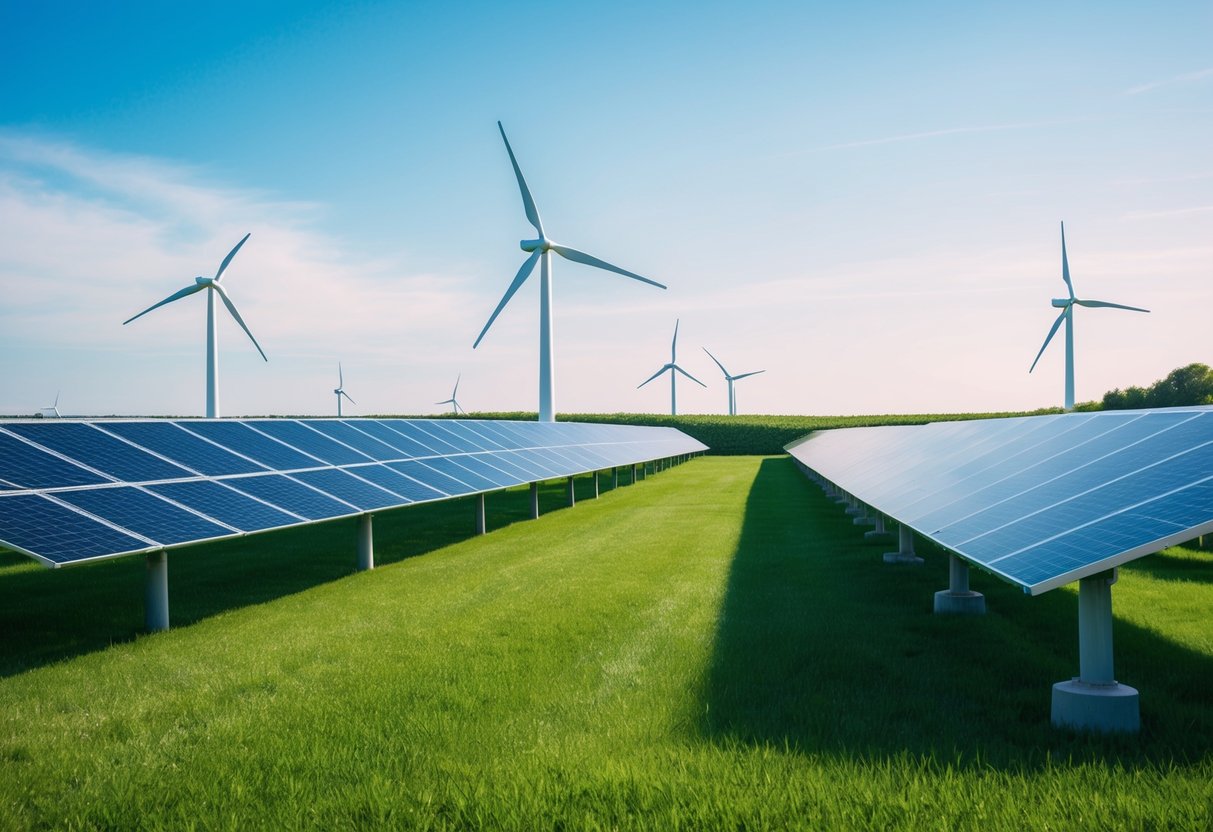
[1,1,1210,416]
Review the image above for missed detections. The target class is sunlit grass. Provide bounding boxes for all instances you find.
[0,457,1210,830]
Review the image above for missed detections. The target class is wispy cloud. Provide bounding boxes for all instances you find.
[1122,205,1213,220]
[1125,67,1213,96]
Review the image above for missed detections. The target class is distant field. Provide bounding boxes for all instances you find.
[1,457,1211,829]
[427,410,1065,455]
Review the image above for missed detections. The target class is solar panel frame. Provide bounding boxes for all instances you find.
[786,407,1213,595]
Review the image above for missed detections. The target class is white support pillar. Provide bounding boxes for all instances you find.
[529,482,540,520]
[632,463,638,484]
[884,523,924,565]
[864,512,889,540]
[1052,569,1140,733]
[612,466,619,489]
[476,493,486,535]
[845,494,863,516]
[852,501,875,527]
[357,514,374,571]
[145,550,169,633]
[592,471,600,499]
[934,554,985,614]
[566,475,575,507]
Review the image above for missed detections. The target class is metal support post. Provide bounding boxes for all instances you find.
[593,471,600,499]
[934,554,985,614]
[476,493,486,535]
[145,551,169,633]
[864,512,889,540]
[566,475,575,507]
[612,466,619,489]
[530,482,540,519]
[884,523,924,565]
[357,514,374,571]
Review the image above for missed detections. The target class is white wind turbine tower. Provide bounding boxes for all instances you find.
[474,122,666,422]
[1029,222,1149,411]
[436,374,465,415]
[123,234,266,418]
[333,363,355,417]
[703,348,765,416]
[638,320,705,415]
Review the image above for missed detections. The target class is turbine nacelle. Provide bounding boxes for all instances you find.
[195,276,214,286]
[1051,298,1070,308]
[520,238,550,253]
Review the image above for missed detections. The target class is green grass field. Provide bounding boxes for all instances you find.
[2,457,1212,829]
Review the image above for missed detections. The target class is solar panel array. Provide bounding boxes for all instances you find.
[785,407,1213,595]
[0,419,706,567]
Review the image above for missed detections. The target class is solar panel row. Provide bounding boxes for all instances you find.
[785,407,1213,594]
[0,419,707,567]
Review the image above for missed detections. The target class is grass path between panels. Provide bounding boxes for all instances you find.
[1,456,1212,829]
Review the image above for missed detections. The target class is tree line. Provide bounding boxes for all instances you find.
[1099,363,1213,410]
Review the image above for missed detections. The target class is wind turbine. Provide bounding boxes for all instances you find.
[474,121,667,422]
[123,233,266,418]
[39,391,62,419]
[436,374,465,415]
[703,348,765,416]
[637,320,705,415]
[1029,222,1149,411]
[333,363,355,417]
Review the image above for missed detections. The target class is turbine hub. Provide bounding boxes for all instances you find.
[520,237,550,253]
[1051,298,1071,308]
[195,276,214,286]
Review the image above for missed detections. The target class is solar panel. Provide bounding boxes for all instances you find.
[786,407,1213,594]
[0,418,706,568]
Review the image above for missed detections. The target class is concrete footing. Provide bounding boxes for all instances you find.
[934,555,985,614]
[1051,570,1140,733]
[883,524,924,565]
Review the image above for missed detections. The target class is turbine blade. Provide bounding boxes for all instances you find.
[435,398,454,405]
[122,283,205,325]
[212,283,268,361]
[339,362,344,387]
[1074,299,1150,313]
[702,347,730,378]
[637,365,672,389]
[549,244,667,289]
[671,319,680,361]
[1029,310,1067,373]
[1060,221,1074,300]
[341,390,356,405]
[473,250,541,348]
[453,373,461,397]
[215,233,251,281]
[672,364,707,387]
[733,369,765,380]
[498,122,544,236]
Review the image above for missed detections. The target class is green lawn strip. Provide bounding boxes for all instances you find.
[0,457,1210,829]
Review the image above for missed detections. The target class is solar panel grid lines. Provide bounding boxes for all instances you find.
[0,418,707,567]
[786,407,1213,595]
[4,422,195,483]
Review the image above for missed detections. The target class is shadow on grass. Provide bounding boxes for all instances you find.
[0,468,637,678]
[700,457,1213,769]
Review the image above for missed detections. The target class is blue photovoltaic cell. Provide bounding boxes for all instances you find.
[5,422,193,482]
[305,421,404,461]
[0,418,708,566]
[57,486,234,545]
[0,431,110,489]
[349,420,434,458]
[149,480,300,531]
[446,455,521,488]
[223,474,356,520]
[346,464,446,502]
[181,421,322,470]
[386,460,472,495]
[786,408,1213,594]
[0,494,148,564]
[247,420,370,465]
[439,420,504,451]
[498,449,564,479]
[100,422,266,476]
[289,468,403,510]
[384,421,461,455]
[412,421,482,453]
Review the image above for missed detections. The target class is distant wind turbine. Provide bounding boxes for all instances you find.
[703,348,765,416]
[638,320,705,415]
[334,363,355,417]
[123,233,266,418]
[39,391,61,419]
[473,121,667,422]
[436,374,465,415]
[1029,222,1149,411]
